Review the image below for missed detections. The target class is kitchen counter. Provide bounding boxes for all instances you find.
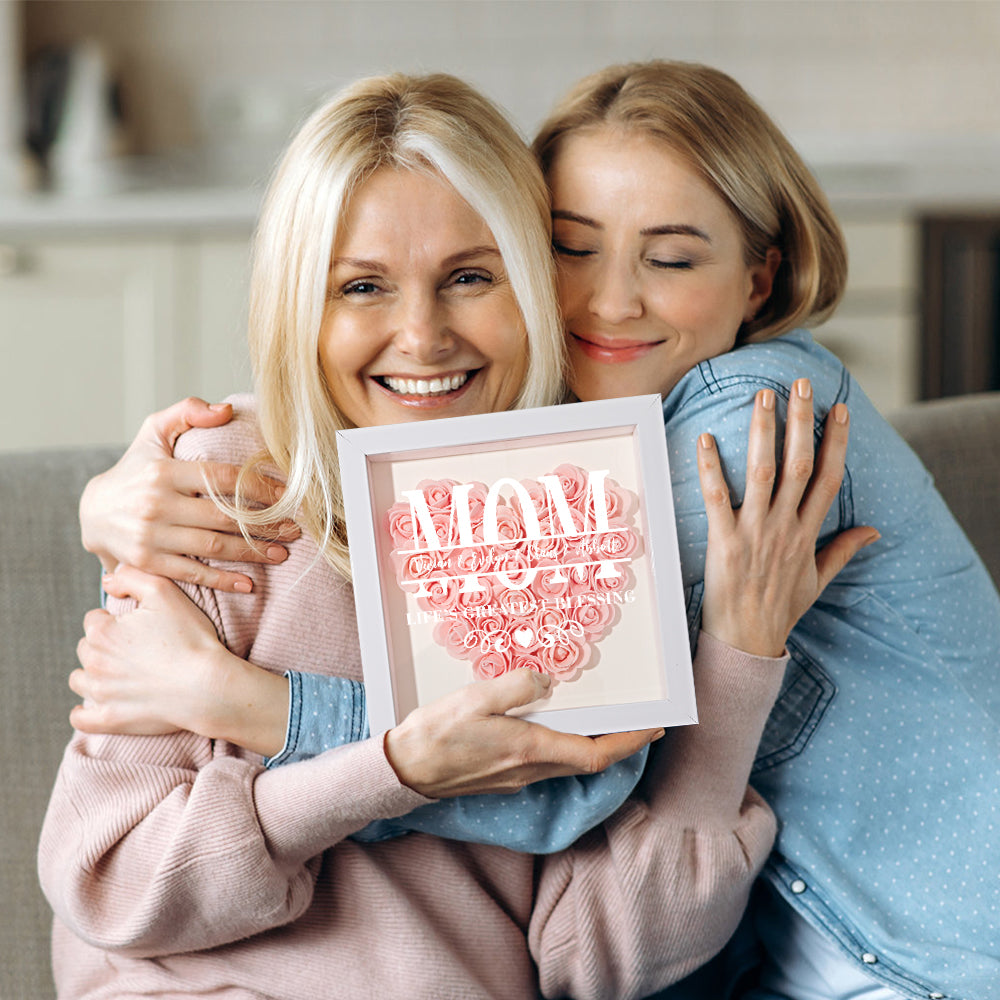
[0,182,261,235]
[3,138,1000,234]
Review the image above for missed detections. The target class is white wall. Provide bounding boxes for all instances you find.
[25,0,1000,170]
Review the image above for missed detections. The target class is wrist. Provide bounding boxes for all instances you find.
[200,649,290,757]
[699,612,787,659]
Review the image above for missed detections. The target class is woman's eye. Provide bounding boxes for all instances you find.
[648,258,694,270]
[343,280,381,296]
[552,241,594,259]
[451,270,493,287]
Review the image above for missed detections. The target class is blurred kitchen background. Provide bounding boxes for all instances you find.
[2,0,999,450]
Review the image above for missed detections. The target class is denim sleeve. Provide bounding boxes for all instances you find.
[265,670,649,853]
[263,671,367,767]
[353,745,649,854]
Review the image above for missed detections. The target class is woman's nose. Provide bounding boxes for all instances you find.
[587,260,643,324]
[393,295,454,361]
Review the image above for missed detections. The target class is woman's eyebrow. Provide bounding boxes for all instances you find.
[441,245,503,268]
[552,209,600,229]
[332,256,385,271]
[552,211,711,243]
[640,223,712,242]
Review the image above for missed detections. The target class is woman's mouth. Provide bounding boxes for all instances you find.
[569,332,662,364]
[374,370,474,400]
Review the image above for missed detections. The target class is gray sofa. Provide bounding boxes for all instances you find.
[2,395,999,999]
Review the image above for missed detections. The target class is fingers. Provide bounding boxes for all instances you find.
[473,667,553,717]
[772,378,816,515]
[814,525,880,591]
[590,727,666,764]
[740,388,778,520]
[142,397,233,452]
[127,553,257,593]
[158,462,295,532]
[101,564,182,608]
[696,433,736,536]
[183,462,291,515]
[798,403,850,530]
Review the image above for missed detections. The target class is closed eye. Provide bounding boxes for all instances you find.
[553,241,594,258]
[649,258,694,270]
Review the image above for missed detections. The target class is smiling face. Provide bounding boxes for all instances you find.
[319,166,529,428]
[547,128,779,401]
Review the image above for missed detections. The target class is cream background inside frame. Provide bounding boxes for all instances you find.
[369,430,667,719]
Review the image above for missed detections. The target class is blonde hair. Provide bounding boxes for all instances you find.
[229,73,565,579]
[533,60,847,341]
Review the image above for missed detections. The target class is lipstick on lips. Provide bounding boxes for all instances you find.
[570,332,661,363]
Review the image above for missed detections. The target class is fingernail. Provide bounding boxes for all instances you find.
[833,402,849,424]
[864,528,881,546]
[101,574,113,587]
[208,403,229,412]
[651,728,666,742]
[699,432,714,450]
[266,545,288,563]
[233,580,253,593]
[796,378,812,399]
[761,389,775,410]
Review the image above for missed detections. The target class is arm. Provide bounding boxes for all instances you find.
[71,593,652,854]
[79,396,299,592]
[49,577,659,959]
[41,569,433,957]
[531,382,878,1000]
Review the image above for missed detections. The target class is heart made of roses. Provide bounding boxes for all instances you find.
[385,467,642,684]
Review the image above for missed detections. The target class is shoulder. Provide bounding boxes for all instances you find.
[665,330,847,421]
[173,394,271,469]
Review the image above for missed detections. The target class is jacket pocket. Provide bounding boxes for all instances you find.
[751,640,836,774]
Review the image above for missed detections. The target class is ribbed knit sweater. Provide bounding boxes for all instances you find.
[39,397,786,1000]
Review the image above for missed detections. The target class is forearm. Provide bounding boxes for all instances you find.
[38,729,429,957]
[199,650,290,758]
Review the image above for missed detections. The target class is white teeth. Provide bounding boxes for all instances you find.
[382,373,470,396]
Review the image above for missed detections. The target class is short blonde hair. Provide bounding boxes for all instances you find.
[233,73,565,579]
[533,60,847,341]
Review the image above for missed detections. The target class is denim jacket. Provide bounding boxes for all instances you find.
[660,329,1000,1000]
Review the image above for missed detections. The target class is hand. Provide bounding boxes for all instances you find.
[70,565,289,756]
[696,378,879,658]
[79,397,300,593]
[384,670,663,799]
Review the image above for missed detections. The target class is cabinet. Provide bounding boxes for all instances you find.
[0,231,252,451]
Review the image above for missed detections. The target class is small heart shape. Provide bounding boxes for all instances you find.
[513,626,534,648]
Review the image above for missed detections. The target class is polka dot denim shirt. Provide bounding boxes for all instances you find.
[661,329,1000,1000]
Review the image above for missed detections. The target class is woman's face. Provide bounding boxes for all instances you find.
[547,128,778,401]
[320,167,529,428]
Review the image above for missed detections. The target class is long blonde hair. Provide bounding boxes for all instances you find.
[533,60,847,341]
[229,73,566,580]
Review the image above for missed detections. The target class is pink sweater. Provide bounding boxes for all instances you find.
[39,398,786,1000]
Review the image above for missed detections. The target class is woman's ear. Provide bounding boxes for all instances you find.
[744,247,782,321]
